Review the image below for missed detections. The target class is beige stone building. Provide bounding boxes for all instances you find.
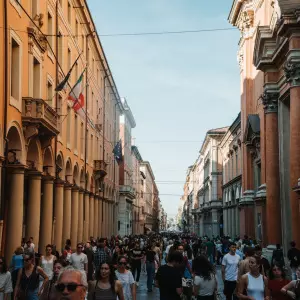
[0,0,122,258]
[219,114,242,238]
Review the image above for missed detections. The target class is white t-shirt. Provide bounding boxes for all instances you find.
[70,253,88,271]
[222,253,240,281]
[115,270,135,300]
[165,244,173,255]
[194,275,217,296]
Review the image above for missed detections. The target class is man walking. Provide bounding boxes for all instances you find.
[222,242,240,300]
[130,242,144,286]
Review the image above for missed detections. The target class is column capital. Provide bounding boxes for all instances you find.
[72,185,80,192]
[7,164,26,174]
[284,62,300,87]
[79,188,85,194]
[262,90,279,114]
[55,178,65,187]
[27,170,42,179]
[64,182,73,190]
[42,175,55,182]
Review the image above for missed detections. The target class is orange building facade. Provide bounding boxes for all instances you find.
[0,0,122,258]
[229,0,300,250]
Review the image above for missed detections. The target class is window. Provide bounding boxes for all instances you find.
[90,134,93,162]
[236,151,238,175]
[11,38,20,101]
[141,191,144,198]
[75,20,79,42]
[67,107,71,146]
[80,122,84,156]
[67,48,71,72]
[47,80,53,103]
[74,115,78,151]
[58,32,63,65]
[31,0,38,18]
[58,95,63,134]
[67,1,71,24]
[96,137,99,159]
[74,62,78,84]
[33,57,41,98]
[47,12,54,49]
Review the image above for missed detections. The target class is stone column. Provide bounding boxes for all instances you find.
[62,184,72,246]
[5,166,25,259]
[83,192,90,242]
[39,176,54,252]
[285,61,300,244]
[26,172,42,247]
[262,89,281,244]
[98,199,103,237]
[94,196,99,238]
[54,179,64,252]
[71,186,79,249]
[89,194,94,238]
[77,189,84,243]
[104,201,108,238]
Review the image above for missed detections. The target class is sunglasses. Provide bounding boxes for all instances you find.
[55,283,84,292]
[118,262,127,266]
[77,246,83,249]
[24,258,31,262]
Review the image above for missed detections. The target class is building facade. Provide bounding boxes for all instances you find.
[118,98,136,236]
[190,128,228,237]
[140,161,156,233]
[0,0,124,258]
[219,114,242,238]
[229,0,300,249]
[131,145,143,235]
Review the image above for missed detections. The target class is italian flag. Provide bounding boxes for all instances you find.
[68,70,85,119]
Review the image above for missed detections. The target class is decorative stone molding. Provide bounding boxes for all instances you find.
[284,62,300,87]
[27,27,47,53]
[262,90,279,113]
[239,190,255,206]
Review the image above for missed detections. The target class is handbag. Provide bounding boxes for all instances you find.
[182,277,193,288]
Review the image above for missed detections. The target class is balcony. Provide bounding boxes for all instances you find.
[119,185,136,200]
[22,97,59,137]
[94,160,108,180]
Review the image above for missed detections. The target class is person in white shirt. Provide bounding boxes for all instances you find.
[70,243,88,275]
[222,242,240,300]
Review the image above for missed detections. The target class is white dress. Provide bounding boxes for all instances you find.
[41,256,55,280]
[247,273,264,300]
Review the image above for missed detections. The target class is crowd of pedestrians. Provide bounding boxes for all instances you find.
[0,234,299,299]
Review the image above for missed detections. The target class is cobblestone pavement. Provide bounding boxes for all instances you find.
[136,265,225,300]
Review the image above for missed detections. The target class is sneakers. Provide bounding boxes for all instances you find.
[135,282,139,287]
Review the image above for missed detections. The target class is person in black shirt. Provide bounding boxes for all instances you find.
[130,242,144,286]
[145,245,158,292]
[155,251,183,300]
[288,241,300,280]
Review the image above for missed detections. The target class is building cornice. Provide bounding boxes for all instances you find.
[121,98,136,128]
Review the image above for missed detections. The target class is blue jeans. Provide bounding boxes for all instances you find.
[146,261,155,291]
[26,288,39,300]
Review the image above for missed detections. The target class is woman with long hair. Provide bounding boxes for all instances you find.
[88,261,124,300]
[39,260,67,300]
[115,256,136,300]
[193,255,217,300]
[39,245,56,282]
[14,252,48,300]
[268,263,290,300]
[281,265,300,300]
[237,256,269,300]
[0,256,13,300]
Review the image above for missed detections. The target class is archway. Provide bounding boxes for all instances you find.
[80,168,85,189]
[6,124,25,164]
[65,159,73,184]
[43,147,55,176]
[56,152,64,179]
[26,139,43,172]
[73,164,79,186]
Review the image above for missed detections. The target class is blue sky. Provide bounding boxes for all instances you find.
[88,0,240,218]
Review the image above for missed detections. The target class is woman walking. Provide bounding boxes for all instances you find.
[268,263,290,300]
[193,255,217,300]
[237,256,269,300]
[40,260,67,300]
[14,252,48,300]
[88,261,124,300]
[0,256,13,300]
[40,245,56,283]
[10,247,24,290]
[281,265,300,300]
[115,256,136,300]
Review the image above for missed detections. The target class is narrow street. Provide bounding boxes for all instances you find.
[136,266,224,300]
